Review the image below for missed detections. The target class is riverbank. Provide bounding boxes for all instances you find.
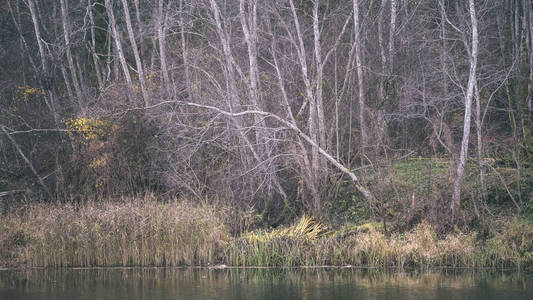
[1,198,532,269]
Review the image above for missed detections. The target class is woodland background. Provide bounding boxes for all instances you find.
[1,0,532,231]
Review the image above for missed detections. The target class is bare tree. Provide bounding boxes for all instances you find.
[88,0,104,91]
[352,0,367,155]
[105,0,135,100]
[25,0,59,124]
[157,0,172,98]
[60,0,84,111]
[120,0,149,106]
[451,0,479,221]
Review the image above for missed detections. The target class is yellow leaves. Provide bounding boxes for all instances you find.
[145,72,159,81]
[11,86,46,111]
[88,156,107,169]
[259,72,271,82]
[64,117,116,144]
[16,85,45,102]
[133,72,161,93]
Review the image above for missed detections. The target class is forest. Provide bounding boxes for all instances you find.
[0,0,532,268]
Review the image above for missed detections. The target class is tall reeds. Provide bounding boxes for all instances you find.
[1,200,532,269]
[0,196,229,267]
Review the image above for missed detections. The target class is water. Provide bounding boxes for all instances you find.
[1,268,532,300]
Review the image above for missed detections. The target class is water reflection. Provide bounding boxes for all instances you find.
[1,268,532,300]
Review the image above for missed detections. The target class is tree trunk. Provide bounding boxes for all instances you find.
[271,34,319,213]
[528,0,533,130]
[26,0,59,124]
[105,0,135,101]
[388,0,397,74]
[288,0,320,196]
[158,0,172,98]
[353,0,367,155]
[312,0,327,155]
[451,0,479,222]
[88,0,104,91]
[474,82,487,201]
[133,0,144,63]
[120,0,149,107]
[239,0,267,147]
[179,0,192,99]
[60,0,84,111]
[209,0,288,205]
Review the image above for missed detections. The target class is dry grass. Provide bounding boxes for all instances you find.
[1,200,532,269]
[0,196,229,267]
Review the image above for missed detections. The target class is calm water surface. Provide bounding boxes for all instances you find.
[1,268,532,300]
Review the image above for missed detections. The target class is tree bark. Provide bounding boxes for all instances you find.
[353,0,367,154]
[120,0,149,107]
[528,0,533,130]
[451,0,479,222]
[158,0,172,98]
[312,0,326,154]
[88,0,104,91]
[133,0,144,63]
[26,0,59,124]
[388,0,397,74]
[60,0,84,110]
[288,0,320,184]
[179,0,192,99]
[239,0,267,148]
[105,0,135,101]
[474,82,487,201]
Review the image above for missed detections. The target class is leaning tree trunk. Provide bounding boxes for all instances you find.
[105,0,135,101]
[451,0,479,222]
[120,0,149,107]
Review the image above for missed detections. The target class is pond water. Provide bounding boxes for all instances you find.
[1,267,532,300]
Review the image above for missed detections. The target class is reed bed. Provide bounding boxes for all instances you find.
[1,201,532,269]
[0,197,229,267]
[227,218,533,269]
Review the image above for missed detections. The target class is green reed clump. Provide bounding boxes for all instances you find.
[0,196,230,267]
[227,220,533,269]
[478,218,533,269]
[228,215,325,266]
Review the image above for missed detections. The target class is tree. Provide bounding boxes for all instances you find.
[451,0,479,221]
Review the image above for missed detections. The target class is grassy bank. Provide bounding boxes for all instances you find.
[1,198,532,269]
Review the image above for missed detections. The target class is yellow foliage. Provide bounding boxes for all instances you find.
[88,156,108,169]
[15,86,45,102]
[11,86,46,111]
[64,117,116,144]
